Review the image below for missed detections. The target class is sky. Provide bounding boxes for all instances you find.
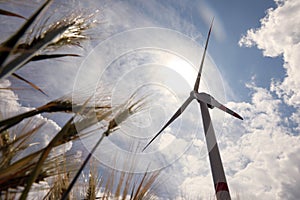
[1,0,300,199]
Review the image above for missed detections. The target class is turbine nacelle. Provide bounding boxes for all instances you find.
[207,104,214,109]
[190,91,243,120]
[190,91,215,109]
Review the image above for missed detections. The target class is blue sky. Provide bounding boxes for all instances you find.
[1,0,300,199]
[202,0,285,99]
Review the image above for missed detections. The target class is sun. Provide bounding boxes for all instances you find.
[164,52,221,99]
[165,55,197,89]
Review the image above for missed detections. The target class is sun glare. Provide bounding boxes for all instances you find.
[166,56,197,88]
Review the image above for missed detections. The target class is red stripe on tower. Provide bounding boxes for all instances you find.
[215,182,229,193]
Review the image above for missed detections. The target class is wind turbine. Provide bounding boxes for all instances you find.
[143,19,243,200]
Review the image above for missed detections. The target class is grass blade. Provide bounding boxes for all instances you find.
[31,53,80,61]
[0,0,52,68]
[0,123,44,168]
[0,101,67,134]
[132,171,148,199]
[0,9,26,19]
[0,94,111,134]
[61,133,106,200]
[0,150,41,183]
[12,73,48,96]
[0,109,41,134]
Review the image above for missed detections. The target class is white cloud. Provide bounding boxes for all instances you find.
[221,84,300,199]
[236,2,300,197]
[239,0,300,108]
[233,0,300,199]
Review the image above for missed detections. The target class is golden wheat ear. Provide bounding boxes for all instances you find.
[0,0,52,68]
[0,24,71,79]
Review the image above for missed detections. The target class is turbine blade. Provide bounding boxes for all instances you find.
[142,96,193,151]
[195,93,243,120]
[193,18,214,92]
[213,100,243,120]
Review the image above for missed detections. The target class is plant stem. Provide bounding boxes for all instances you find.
[61,131,107,200]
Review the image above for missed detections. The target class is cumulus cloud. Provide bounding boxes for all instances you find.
[239,0,300,108]
[233,1,300,198]
[221,83,300,199]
